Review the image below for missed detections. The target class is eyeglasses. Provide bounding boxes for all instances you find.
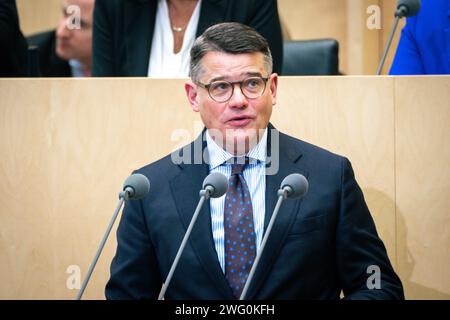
[197,76,269,103]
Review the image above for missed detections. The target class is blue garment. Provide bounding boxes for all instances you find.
[390,0,450,75]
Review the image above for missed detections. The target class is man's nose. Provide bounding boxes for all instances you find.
[227,84,248,108]
[56,17,71,39]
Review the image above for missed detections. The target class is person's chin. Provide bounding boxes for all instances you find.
[225,128,259,155]
[55,47,70,61]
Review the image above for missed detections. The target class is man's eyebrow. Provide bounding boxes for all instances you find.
[208,72,264,83]
[208,76,226,82]
[244,72,264,77]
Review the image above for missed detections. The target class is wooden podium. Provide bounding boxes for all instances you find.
[0,76,448,299]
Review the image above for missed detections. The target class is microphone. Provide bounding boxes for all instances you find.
[376,0,421,75]
[239,173,308,300]
[395,0,421,18]
[201,172,229,198]
[158,172,228,300]
[280,173,309,199]
[120,173,151,200]
[76,173,150,300]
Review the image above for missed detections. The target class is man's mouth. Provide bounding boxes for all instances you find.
[226,115,254,127]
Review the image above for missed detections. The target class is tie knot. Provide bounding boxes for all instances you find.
[228,157,249,175]
[231,163,245,175]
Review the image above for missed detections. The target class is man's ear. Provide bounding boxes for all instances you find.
[269,73,278,106]
[185,80,200,112]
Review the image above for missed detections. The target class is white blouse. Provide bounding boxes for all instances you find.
[147,0,202,78]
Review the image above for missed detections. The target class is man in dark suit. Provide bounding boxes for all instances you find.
[106,22,404,300]
[92,0,283,76]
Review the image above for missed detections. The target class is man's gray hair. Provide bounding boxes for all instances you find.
[189,22,273,82]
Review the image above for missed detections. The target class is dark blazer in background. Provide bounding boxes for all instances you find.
[0,0,27,77]
[106,125,404,299]
[92,0,284,76]
[27,30,71,77]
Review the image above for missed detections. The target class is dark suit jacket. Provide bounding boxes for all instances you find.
[106,125,404,299]
[92,0,283,76]
[27,30,71,77]
[0,0,27,77]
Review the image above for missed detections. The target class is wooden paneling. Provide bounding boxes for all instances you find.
[0,78,197,299]
[274,77,396,262]
[395,76,450,299]
[0,76,449,299]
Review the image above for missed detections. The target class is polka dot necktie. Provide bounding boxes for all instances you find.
[224,162,256,298]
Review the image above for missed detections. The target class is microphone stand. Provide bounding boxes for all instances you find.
[376,6,408,75]
[157,186,214,300]
[76,194,128,300]
[376,15,401,75]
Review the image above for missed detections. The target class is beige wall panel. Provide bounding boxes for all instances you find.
[16,0,61,36]
[346,0,379,75]
[395,76,450,299]
[1,76,449,299]
[0,77,397,299]
[0,78,197,299]
[273,77,396,265]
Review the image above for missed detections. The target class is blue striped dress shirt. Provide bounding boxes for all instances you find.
[206,129,267,273]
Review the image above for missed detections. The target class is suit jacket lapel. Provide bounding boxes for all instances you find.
[169,133,235,299]
[124,0,157,76]
[246,125,308,299]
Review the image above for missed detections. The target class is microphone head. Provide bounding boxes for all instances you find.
[396,0,421,17]
[202,172,228,198]
[123,173,150,200]
[280,173,309,199]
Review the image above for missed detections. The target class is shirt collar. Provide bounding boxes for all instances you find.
[69,59,86,77]
[206,128,268,170]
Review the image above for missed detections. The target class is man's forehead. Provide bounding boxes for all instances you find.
[200,51,266,81]
[208,71,264,83]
